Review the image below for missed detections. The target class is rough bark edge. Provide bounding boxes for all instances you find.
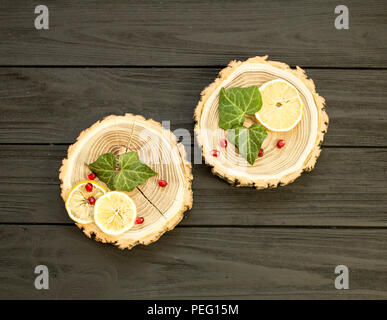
[194,56,329,189]
[59,113,193,250]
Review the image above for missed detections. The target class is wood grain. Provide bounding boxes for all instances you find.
[1,0,386,299]
[0,0,386,67]
[1,225,386,299]
[1,145,386,226]
[0,68,386,146]
[59,114,193,249]
[194,56,328,188]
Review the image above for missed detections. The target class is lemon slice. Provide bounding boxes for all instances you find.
[65,180,107,224]
[255,79,303,132]
[94,191,137,235]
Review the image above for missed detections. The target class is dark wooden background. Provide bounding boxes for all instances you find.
[0,0,386,299]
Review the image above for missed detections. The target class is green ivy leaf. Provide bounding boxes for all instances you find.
[228,124,268,165]
[219,86,262,129]
[87,153,116,190]
[114,152,157,192]
[88,152,157,192]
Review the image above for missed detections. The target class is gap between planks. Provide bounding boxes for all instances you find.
[1,143,387,149]
[0,65,387,70]
[0,222,387,230]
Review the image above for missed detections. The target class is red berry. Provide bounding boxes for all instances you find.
[277,139,285,148]
[85,182,93,192]
[220,139,227,148]
[211,149,220,157]
[158,179,167,187]
[258,149,264,157]
[87,173,96,180]
[88,196,96,205]
[135,217,144,224]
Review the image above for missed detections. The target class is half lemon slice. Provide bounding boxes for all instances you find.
[94,191,137,235]
[255,79,303,132]
[65,180,107,224]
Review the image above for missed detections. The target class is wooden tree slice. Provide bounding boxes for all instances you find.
[59,114,193,250]
[194,56,329,188]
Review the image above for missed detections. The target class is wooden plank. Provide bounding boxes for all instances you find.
[0,225,386,299]
[0,145,386,226]
[0,68,387,146]
[0,0,386,67]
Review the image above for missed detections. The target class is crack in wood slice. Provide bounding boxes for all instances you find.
[194,56,329,188]
[135,186,166,219]
[121,118,166,220]
[124,118,136,153]
[59,114,193,250]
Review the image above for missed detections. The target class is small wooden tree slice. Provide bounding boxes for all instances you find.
[59,114,193,250]
[195,56,329,188]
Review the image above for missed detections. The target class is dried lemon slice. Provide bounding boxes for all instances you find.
[94,191,137,235]
[65,180,107,224]
[255,79,303,132]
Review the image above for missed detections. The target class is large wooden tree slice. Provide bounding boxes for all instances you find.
[59,114,193,250]
[195,56,329,188]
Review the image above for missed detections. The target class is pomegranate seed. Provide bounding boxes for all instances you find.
[85,182,93,192]
[88,196,96,205]
[258,149,264,157]
[135,217,144,224]
[158,179,168,187]
[220,139,227,148]
[211,149,220,157]
[277,139,285,148]
[87,173,96,180]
